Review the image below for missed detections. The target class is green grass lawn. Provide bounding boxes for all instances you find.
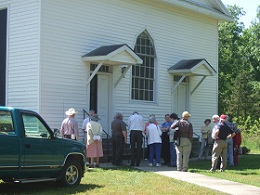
[189,153,260,187]
[1,152,259,194]
[0,166,227,195]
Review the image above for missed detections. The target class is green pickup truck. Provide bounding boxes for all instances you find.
[0,106,86,186]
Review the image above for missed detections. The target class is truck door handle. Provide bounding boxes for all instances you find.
[25,144,31,148]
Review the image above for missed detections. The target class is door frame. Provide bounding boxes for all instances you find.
[172,80,190,117]
[90,72,113,136]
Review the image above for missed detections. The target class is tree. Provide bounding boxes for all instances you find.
[218,5,260,120]
[218,5,245,115]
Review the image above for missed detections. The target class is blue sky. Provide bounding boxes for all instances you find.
[221,0,260,28]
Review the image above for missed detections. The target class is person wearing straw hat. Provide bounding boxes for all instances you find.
[60,108,79,140]
[86,114,103,168]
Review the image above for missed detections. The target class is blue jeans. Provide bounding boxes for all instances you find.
[199,138,210,158]
[170,142,177,166]
[149,143,162,164]
[227,138,234,166]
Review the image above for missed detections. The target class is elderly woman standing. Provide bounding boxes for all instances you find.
[86,114,103,168]
[146,116,162,167]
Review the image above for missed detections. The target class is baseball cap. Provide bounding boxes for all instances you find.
[220,114,227,119]
[182,111,191,117]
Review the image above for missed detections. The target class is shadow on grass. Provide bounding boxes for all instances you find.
[0,181,103,195]
[0,166,141,195]
[91,165,144,173]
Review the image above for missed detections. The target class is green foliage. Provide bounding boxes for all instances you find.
[218,5,260,121]
[232,116,260,152]
[233,116,260,134]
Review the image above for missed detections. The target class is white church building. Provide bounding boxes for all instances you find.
[0,0,232,141]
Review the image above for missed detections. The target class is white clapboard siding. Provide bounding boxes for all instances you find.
[2,0,227,140]
[39,0,220,135]
[2,0,40,111]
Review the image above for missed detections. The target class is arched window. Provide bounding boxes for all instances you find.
[132,31,156,101]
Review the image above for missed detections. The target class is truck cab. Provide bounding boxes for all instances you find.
[0,106,86,186]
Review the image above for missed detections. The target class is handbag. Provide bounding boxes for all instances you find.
[234,146,242,155]
[93,135,101,141]
[90,128,101,141]
[206,133,213,146]
[173,130,179,141]
[172,120,180,146]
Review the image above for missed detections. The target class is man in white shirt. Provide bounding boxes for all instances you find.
[210,114,220,170]
[128,111,144,166]
[211,115,219,140]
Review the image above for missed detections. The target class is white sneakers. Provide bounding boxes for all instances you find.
[148,163,161,167]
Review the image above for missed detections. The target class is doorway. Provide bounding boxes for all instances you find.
[173,82,189,117]
[90,74,111,135]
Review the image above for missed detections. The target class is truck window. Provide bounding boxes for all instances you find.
[0,111,15,135]
[22,114,51,139]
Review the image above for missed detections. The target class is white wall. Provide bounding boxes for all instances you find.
[3,0,221,139]
[1,0,40,111]
[40,0,219,135]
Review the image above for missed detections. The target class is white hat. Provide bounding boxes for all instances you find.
[65,108,77,116]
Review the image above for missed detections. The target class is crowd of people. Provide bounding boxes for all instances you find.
[60,108,242,172]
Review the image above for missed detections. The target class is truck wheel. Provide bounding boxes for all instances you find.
[59,159,82,187]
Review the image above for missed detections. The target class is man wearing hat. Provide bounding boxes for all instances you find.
[209,114,235,172]
[171,111,193,172]
[60,108,79,140]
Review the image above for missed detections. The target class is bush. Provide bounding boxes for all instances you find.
[233,116,260,135]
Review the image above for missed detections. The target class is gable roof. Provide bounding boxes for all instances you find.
[168,59,217,76]
[156,0,233,22]
[82,44,143,65]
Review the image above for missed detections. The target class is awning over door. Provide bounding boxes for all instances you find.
[82,44,142,65]
[168,59,217,94]
[82,44,143,86]
[168,59,216,76]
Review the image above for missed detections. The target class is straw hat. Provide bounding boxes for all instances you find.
[65,108,77,116]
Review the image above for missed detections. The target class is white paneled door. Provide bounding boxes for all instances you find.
[97,74,111,135]
[173,83,189,117]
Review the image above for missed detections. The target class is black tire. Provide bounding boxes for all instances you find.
[58,159,82,187]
